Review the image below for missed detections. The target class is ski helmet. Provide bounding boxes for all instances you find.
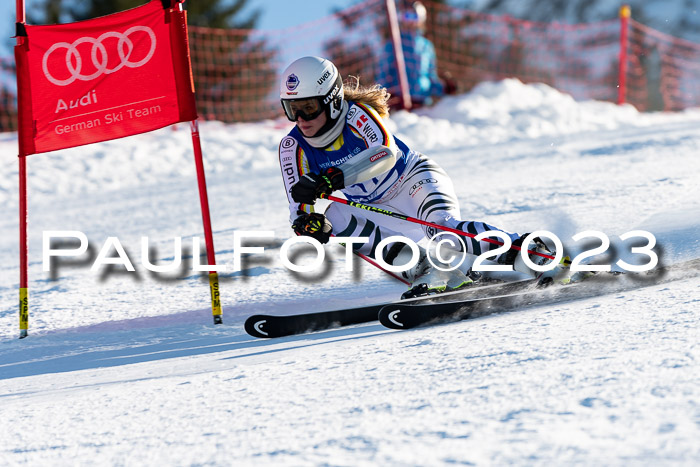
[401,2,427,27]
[280,57,344,135]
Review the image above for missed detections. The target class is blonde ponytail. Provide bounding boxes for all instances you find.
[343,76,391,118]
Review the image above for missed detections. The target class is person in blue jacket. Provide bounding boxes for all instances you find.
[379,1,447,108]
[278,56,564,297]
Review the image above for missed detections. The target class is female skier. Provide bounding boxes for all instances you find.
[278,56,563,297]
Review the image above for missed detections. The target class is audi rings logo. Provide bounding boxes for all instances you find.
[42,26,157,86]
[409,178,438,196]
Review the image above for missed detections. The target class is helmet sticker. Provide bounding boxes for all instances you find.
[286,74,300,91]
[317,70,331,85]
[323,84,340,105]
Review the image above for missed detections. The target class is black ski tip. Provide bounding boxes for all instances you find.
[378,306,408,329]
[244,315,272,338]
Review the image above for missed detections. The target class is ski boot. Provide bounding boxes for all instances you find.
[501,234,571,287]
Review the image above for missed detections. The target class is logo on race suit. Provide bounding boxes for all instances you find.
[347,107,358,120]
[377,173,405,202]
[281,136,296,149]
[370,150,389,163]
[317,70,331,85]
[42,26,157,87]
[409,178,438,196]
[354,113,379,143]
[286,74,299,91]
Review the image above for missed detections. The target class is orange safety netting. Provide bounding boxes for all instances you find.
[628,19,700,111]
[2,0,700,131]
[187,0,389,122]
[423,3,621,104]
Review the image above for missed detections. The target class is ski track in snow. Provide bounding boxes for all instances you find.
[0,79,699,465]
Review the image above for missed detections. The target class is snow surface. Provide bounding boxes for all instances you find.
[1,79,699,465]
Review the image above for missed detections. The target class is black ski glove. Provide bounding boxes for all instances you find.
[290,167,344,205]
[292,212,333,244]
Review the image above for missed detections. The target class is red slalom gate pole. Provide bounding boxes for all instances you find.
[190,120,223,324]
[16,0,29,339]
[320,194,555,261]
[617,5,631,105]
[18,154,28,338]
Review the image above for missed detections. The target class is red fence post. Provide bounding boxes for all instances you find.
[385,0,412,109]
[617,5,631,105]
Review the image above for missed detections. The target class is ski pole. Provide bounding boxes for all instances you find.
[351,248,410,285]
[295,230,410,285]
[320,194,555,261]
[332,235,409,285]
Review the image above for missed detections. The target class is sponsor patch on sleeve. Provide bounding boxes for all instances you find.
[370,150,388,162]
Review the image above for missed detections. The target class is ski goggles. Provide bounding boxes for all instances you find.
[281,97,324,122]
[401,11,420,23]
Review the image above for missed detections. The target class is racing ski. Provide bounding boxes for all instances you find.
[245,303,384,338]
[244,278,534,338]
[378,258,700,330]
